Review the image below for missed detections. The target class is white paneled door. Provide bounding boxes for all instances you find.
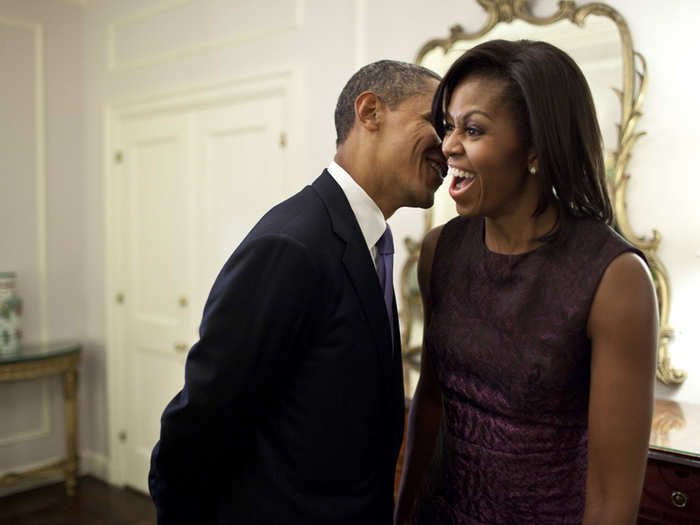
[111,84,289,493]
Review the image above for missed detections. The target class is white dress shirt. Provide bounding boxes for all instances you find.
[327,161,386,270]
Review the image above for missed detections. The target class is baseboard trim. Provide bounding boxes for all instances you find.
[79,449,109,481]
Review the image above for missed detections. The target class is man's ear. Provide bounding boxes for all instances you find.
[354,91,382,133]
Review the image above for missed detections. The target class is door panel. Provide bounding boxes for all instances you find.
[128,127,190,353]
[120,114,191,493]
[127,350,187,493]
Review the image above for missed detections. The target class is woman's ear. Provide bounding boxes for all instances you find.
[527,150,538,175]
[354,91,382,133]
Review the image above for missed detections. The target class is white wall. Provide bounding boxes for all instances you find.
[605,0,700,403]
[0,0,87,493]
[1,0,698,487]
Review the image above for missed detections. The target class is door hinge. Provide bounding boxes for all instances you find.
[118,430,127,442]
[279,132,287,149]
[114,151,124,163]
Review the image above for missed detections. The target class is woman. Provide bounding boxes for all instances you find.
[394,40,657,524]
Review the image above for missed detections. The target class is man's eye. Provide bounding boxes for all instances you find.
[443,122,455,132]
[466,127,482,136]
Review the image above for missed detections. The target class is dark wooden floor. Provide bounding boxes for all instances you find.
[0,476,156,525]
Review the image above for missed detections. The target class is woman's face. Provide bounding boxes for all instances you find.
[443,75,536,219]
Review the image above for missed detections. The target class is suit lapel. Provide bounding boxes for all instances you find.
[390,295,406,454]
[312,171,393,378]
[313,170,406,466]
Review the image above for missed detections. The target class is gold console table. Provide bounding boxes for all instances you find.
[0,341,81,495]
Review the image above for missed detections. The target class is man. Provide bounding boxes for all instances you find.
[149,60,445,524]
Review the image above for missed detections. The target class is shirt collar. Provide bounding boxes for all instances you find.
[327,161,386,250]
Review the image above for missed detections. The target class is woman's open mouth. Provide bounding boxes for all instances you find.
[448,166,476,197]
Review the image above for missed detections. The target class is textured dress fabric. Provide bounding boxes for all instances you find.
[412,216,644,525]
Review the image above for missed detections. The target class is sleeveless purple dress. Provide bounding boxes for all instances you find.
[412,216,643,525]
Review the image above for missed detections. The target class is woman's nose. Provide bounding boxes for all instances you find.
[441,132,461,157]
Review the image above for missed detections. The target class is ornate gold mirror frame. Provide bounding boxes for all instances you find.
[400,0,685,389]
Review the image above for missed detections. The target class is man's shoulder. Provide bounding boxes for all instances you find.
[268,183,321,217]
[249,180,332,245]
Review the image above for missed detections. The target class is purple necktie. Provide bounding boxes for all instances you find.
[376,225,394,343]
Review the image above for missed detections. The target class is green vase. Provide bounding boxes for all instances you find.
[0,272,22,355]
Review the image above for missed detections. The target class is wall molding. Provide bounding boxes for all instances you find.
[107,0,305,72]
[0,380,51,446]
[0,17,48,343]
[110,69,295,117]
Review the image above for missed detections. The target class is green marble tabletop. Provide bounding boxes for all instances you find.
[0,340,81,364]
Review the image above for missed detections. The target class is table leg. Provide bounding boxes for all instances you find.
[62,368,78,496]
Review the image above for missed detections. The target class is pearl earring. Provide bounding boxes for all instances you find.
[528,165,536,175]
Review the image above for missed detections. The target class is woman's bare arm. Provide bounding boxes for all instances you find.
[583,252,658,524]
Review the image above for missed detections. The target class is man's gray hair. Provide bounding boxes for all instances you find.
[334,60,441,146]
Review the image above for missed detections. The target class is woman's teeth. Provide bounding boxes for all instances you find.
[448,166,475,180]
[449,167,475,191]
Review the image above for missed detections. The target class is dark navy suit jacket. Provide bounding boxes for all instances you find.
[149,170,405,524]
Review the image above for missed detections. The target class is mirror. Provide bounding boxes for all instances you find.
[400,0,684,396]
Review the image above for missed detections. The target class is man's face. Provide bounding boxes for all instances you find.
[376,79,446,210]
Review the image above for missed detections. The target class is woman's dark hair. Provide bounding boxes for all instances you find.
[432,39,613,241]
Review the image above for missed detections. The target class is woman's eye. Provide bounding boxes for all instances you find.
[444,121,481,137]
